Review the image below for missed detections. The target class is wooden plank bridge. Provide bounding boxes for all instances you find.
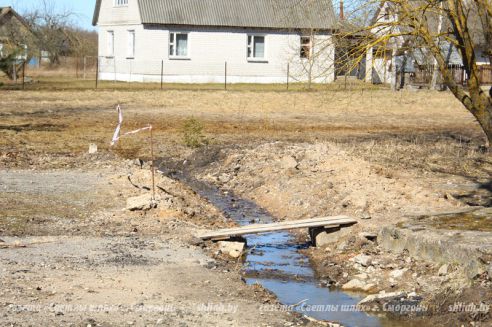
[196,215,357,241]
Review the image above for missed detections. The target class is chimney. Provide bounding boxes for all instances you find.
[340,0,344,21]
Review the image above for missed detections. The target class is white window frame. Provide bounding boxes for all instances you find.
[114,0,128,7]
[127,30,135,58]
[169,32,190,59]
[247,34,267,62]
[107,30,114,57]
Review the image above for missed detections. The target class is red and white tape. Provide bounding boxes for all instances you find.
[110,105,152,146]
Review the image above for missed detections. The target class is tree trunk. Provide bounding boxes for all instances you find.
[472,98,492,147]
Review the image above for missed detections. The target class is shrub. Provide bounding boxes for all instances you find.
[182,117,208,148]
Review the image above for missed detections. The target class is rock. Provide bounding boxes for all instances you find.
[361,213,372,220]
[389,268,407,279]
[362,283,376,292]
[311,226,353,247]
[88,143,98,154]
[359,232,377,241]
[199,259,216,269]
[218,173,231,184]
[438,264,449,276]
[354,273,368,280]
[354,254,372,267]
[126,194,159,211]
[341,279,366,291]
[218,241,245,259]
[336,241,348,251]
[342,279,375,292]
[279,155,298,169]
[358,291,406,305]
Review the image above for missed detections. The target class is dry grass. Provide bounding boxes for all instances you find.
[0,77,490,180]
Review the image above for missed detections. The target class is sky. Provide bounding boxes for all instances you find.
[1,0,97,30]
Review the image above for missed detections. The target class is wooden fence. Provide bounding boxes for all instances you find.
[411,65,492,86]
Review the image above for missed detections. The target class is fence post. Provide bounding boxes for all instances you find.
[22,60,25,90]
[286,63,290,90]
[95,57,99,89]
[129,59,132,83]
[224,61,227,90]
[13,62,17,84]
[83,56,87,80]
[161,60,164,90]
[76,57,79,79]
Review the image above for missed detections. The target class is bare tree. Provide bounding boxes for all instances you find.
[338,0,492,146]
[24,0,77,65]
[0,8,35,79]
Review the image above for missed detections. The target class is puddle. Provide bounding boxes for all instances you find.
[403,209,492,232]
[425,211,492,232]
[159,164,417,326]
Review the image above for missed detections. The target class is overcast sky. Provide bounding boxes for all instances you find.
[0,0,96,30]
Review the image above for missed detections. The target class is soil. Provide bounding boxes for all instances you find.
[1,86,491,326]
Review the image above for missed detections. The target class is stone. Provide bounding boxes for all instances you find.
[279,155,298,169]
[342,279,376,292]
[358,291,406,305]
[311,226,352,247]
[362,283,376,292]
[438,264,449,276]
[218,241,245,259]
[354,254,372,267]
[389,268,407,279]
[336,241,348,251]
[361,213,372,220]
[126,194,159,211]
[341,279,366,291]
[88,143,98,154]
[359,232,377,241]
[354,273,368,280]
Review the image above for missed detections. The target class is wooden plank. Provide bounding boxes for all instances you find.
[204,216,352,234]
[197,216,357,240]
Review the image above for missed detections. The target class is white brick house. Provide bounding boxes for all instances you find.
[92,0,337,84]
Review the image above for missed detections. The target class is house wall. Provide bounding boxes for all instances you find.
[96,1,335,84]
[97,0,142,25]
[476,49,491,65]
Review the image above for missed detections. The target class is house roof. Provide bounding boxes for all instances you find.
[93,0,337,30]
[369,1,487,47]
[0,6,31,30]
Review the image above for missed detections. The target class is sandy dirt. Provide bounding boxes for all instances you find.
[1,86,491,326]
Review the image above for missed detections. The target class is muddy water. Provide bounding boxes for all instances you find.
[161,166,407,326]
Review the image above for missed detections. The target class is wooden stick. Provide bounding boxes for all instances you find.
[150,125,156,201]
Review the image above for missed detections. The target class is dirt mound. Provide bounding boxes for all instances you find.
[198,142,464,226]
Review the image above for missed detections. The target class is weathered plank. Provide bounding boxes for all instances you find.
[197,215,357,240]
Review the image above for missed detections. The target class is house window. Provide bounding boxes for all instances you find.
[169,32,188,58]
[107,31,114,57]
[300,36,312,59]
[127,30,135,58]
[114,0,128,6]
[247,35,265,60]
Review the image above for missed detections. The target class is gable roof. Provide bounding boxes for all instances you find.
[93,0,337,30]
[369,1,487,47]
[0,7,31,30]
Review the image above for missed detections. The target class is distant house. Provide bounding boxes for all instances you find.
[365,1,491,87]
[0,7,33,60]
[92,0,338,84]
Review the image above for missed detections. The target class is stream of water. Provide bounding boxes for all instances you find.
[160,165,411,326]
